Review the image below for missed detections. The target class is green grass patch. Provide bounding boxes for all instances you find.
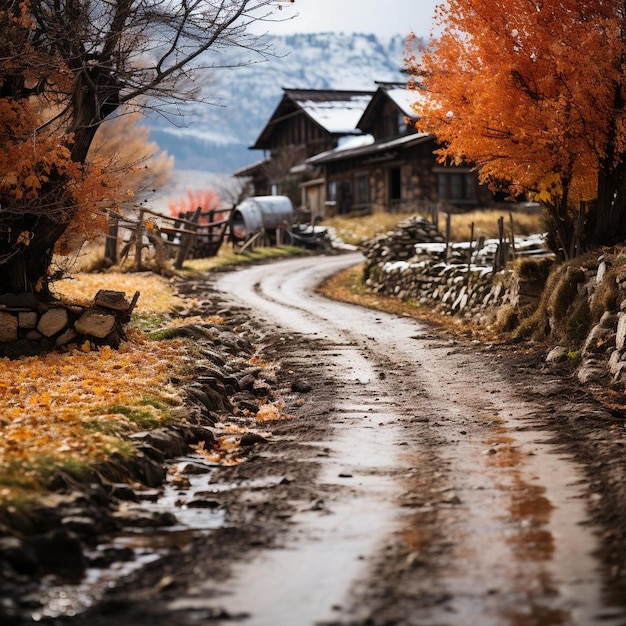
[183,245,310,274]
[130,312,172,332]
[105,403,169,429]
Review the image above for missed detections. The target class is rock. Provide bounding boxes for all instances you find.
[239,432,268,447]
[74,310,116,339]
[17,311,37,329]
[113,510,177,528]
[94,289,132,311]
[131,429,188,457]
[88,546,134,568]
[599,311,618,329]
[55,328,77,346]
[0,312,18,342]
[582,324,615,355]
[109,483,138,501]
[28,529,85,571]
[577,358,609,384]
[231,392,260,414]
[252,379,272,396]
[37,308,68,337]
[292,379,313,393]
[546,346,570,364]
[135,454,167,487]
[187,385,231,413]
[237,373,257,391]
[616,313,626,351]
[179,461,214,474]
[185,499,221,509]
[0,537,38,575]
[61,516,99,536]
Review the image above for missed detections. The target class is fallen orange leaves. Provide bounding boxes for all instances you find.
[53,272,183,313]
[0,272,191,505]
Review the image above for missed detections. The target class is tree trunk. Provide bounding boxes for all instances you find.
[591,160,626,246]
[0,69,122,298]
[0,214,70,298]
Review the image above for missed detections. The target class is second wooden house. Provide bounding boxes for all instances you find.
[307,82,493,216]
[235,83,495,221]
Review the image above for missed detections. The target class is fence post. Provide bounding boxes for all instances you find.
[104,210,119,265]
[509,212,516,260]
[445,213,451,263]
[134,209,145,271]
[174,207,201,270]
[466,221,475,287]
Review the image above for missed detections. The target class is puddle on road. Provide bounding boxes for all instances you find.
[26,456,230,622]
[394,403,625,626]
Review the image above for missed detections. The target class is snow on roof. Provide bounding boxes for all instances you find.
[308,131,432,165]
[297,94,373,134]
[386,88,425,118]
[336,134,375,150]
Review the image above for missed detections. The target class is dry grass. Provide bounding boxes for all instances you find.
[323,207,543,246]
[183,245,309,273]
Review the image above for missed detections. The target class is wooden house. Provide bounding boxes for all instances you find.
[307,83,492,216]
[235,83,494,220]
[234,88,374,216]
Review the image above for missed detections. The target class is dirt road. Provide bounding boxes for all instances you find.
[57,253,626,626]
[210,253,626,626]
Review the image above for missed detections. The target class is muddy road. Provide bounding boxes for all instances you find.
[55,253,626,626]
[210,253,626,626]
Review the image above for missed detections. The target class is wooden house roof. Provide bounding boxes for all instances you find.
[357,82,422,133]
[250,88,374,150]
[307,132,433,166]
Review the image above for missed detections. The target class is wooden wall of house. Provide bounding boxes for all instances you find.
[324,142,440,216]
[369,100,415,140]
[320,139,495,217]
[270,112,337,158]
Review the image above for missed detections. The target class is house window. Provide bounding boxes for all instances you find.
[270,183,279,196]
[355,174,370,206]
[437,171,476,203]
[397,111,409,136]
[327,180,337,203]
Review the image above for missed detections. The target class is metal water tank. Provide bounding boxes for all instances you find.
[230,196,294,240]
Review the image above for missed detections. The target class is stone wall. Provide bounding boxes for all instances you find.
[361,216,530,322]
[0,290,139,358]
[362,216,626,389]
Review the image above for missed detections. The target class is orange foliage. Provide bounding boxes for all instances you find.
[411,0,625,207]
[168,189,227,223]
[0,98,113,244]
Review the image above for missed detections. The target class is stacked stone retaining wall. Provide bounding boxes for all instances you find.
[362,216,522,322]
[0,289,139,358]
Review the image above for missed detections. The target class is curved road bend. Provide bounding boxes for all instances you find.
[212,253,625,626]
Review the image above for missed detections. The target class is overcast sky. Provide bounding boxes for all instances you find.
[262,0,442,39]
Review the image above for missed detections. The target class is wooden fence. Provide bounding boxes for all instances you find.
[105,206,232,270]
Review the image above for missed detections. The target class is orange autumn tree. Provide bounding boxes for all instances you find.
[168,189,223,221]
[0,0,292,298]
[410,0,626,258]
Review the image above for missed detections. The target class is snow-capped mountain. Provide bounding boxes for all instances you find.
[146,33,410,174]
